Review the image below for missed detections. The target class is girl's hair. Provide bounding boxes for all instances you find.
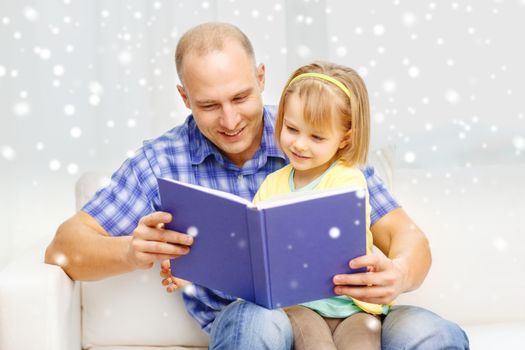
[275,61,370,167]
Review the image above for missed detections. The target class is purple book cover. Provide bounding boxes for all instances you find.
[158,178,366,309]
[259,192,366,308]
[158,178,256,302]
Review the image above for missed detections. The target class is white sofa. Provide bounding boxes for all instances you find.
[2,161,525,349]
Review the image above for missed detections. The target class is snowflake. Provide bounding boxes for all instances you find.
[329,227,341,239]
[373,24,385,36]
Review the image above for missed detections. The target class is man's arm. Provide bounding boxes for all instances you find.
[332,207,432,304]
[45,211,193,281]
[371,207,431,292]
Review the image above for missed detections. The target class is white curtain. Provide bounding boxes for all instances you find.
[1,0,524,266]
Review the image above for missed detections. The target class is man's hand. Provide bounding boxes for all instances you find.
[160,260,191,292]
[332,253,407,305]
[126,212,193,270]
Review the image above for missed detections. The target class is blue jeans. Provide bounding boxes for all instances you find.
[209,300,293,349]
[382,305,470,350]
[208,301,469,350]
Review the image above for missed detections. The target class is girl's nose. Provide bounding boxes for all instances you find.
[292,138,308,152]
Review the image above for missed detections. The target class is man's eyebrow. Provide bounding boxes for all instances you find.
[234,88,253,97]
[195,88,253,105]
[195,100,216,105]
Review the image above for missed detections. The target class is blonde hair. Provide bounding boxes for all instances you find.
[175,22,256,83]
[275,61,370,167]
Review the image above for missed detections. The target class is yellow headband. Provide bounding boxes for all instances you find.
[287,72,352,100]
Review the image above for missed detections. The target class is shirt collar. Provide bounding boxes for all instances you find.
[188,106,286,167]
[260,105,287,160]
[187,116,218,165]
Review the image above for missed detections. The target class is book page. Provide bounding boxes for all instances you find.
[159,178,254,206]
[256,186,365,209]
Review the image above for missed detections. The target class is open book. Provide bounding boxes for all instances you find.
[158,178,367,309]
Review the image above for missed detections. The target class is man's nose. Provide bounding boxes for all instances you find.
[219,104,240,130]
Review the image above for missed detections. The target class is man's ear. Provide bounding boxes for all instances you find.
[339,130,352,149]
[177,85,191,109]
[256,63,266,92]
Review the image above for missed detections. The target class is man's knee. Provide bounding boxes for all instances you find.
[209,300,292,350]
[382,305,469,350]
[243,302,292,338]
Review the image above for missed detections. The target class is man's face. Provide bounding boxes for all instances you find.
[177,41,265,167]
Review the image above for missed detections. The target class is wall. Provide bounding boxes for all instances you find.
[1,0,524,267]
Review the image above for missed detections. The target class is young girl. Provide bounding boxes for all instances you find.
[253,61,389,350]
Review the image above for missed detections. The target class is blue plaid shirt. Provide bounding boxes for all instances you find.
[83,105,399,333]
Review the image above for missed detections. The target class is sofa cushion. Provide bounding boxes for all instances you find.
[367,144,396,191]
[462,322,525,349]
[394,163,525,326]
[81,265,208,348]
[75,172,111,211]
[88,347,206,350]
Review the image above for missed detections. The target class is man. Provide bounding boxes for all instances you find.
[45,22,469,349]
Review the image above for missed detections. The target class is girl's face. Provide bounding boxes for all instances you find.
[280,93,349,185]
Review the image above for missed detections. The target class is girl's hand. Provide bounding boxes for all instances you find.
[160,259,191,292]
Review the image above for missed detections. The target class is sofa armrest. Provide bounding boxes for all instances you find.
[0,242,81,350]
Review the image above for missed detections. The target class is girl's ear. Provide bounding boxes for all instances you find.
[339,130,352,149]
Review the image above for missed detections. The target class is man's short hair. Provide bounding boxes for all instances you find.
[175,22,256,83]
